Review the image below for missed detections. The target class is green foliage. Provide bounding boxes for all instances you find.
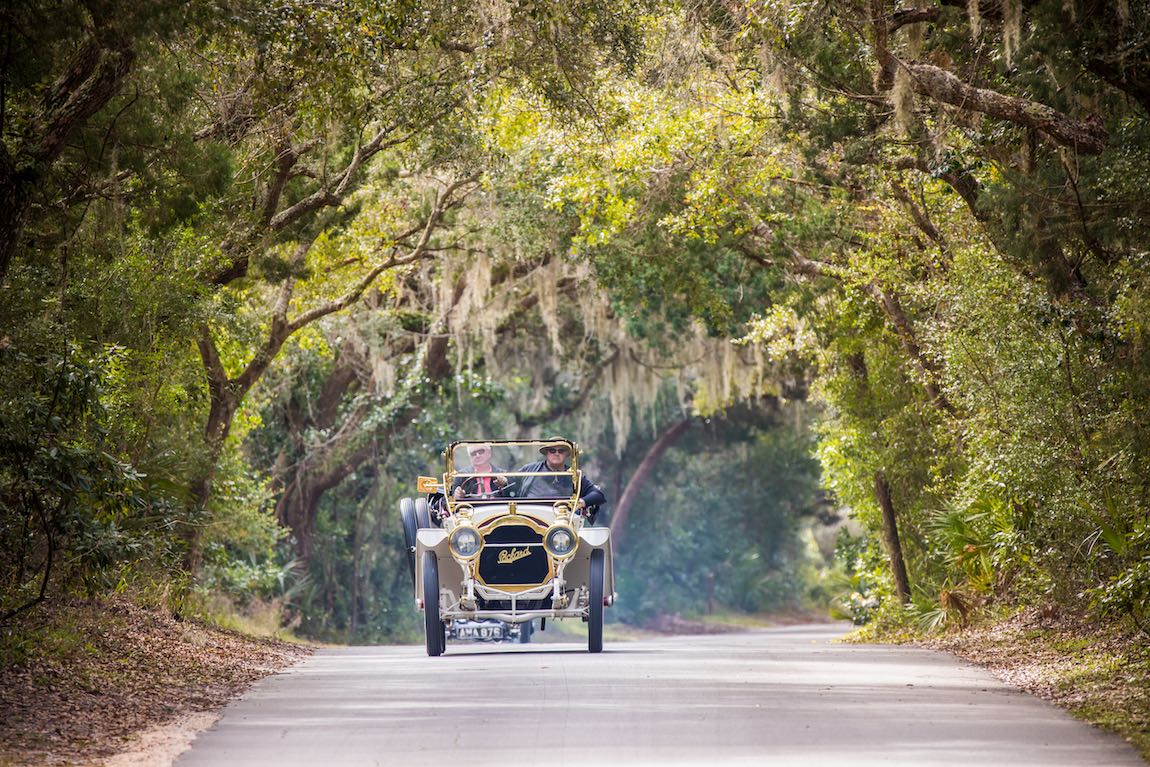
[7,0,1150,648]
[828,528,887,625]
[197,443,292,603]
[1091,518,1150,633]
[0,344,154,611]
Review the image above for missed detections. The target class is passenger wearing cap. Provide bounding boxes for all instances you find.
[513,439,606,520]
[451,443,508,500]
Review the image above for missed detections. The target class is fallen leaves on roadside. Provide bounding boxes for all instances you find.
[915,607,1150,759]
[0,597,311,766]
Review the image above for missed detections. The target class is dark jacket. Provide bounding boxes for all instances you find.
[512,460,607,509]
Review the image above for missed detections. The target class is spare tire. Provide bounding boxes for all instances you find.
[415,496,433,528]
[399,498,418,589]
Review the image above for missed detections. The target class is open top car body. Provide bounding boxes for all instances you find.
[400,438,614,656]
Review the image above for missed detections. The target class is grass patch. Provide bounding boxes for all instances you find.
[187,591,303,642]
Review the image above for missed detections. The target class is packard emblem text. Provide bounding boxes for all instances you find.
[498,547,531,564]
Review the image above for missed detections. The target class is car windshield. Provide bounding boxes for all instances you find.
[448,440,579,503]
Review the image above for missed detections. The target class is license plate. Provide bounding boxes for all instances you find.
[455,624,505,641]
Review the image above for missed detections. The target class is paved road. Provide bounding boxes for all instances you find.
[177,624,1143,766]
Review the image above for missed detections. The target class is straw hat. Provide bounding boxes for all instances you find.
[538,437,572,455]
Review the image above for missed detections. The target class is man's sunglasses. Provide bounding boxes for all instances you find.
[544,447,568,454]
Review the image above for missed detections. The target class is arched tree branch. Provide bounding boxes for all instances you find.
[609,418,692,549]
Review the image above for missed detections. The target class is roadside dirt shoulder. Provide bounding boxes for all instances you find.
[913,608,1150,761]
[0,597,311,766]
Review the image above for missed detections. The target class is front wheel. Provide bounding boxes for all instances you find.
[588,549,604,653]
[423,551,443,657]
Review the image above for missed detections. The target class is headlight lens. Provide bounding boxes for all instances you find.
[544,524,577,559]
[449,525,483,559]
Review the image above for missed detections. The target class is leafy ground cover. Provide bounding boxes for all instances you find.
[908,609,1150,761]
[0,598,310,766]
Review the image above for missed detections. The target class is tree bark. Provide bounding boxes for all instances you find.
[903,61,1107,154]
[608,418,692,549]
[874,471,912,603]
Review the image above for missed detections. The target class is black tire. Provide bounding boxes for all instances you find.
[399,498,418,590]
[518,620,533,644]
[415,497,433,529]
[588,549,605,653]
[423,550,443,657]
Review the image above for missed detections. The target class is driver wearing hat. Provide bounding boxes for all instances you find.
[512,438,606,520]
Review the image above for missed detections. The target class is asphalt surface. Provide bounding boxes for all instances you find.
[176,624,1144,766]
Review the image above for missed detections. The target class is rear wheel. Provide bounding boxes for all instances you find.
[415,497,432,529]
[518,620,533,644]
[588,549,605,653]
[422,551,443,657]
[399,498,418,589]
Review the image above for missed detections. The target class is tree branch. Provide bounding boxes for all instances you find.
[285,176,479,334]
[744,211,958,417]
[196,325,229,405]
[268,120,416,233]
[891,156,984,221]
[889,6,940,34]
[28,38,135,166]
[0,35,134,282]
[858,282,958,416]
[902,60,1107,154]
[889,178,946,253]
[608,418,692,549]
[870,0,895,91]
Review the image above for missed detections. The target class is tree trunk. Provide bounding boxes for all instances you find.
[874,471,912,603]
[0,175,31,284]
[183,334,243,570]
[609,418,692,549]
[350,503,364,634]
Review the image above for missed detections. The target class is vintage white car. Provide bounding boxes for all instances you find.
[398,438,614,656]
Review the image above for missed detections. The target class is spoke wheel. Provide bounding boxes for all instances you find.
[588,549,605,653]
[423,551,443,657]
[399,498,418,589]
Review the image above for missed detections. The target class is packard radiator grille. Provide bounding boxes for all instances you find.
[477,523,550,587]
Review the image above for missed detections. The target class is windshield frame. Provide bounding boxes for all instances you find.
[443,438,582,507]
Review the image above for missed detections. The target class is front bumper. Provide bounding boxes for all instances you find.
[438,580,613,624]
